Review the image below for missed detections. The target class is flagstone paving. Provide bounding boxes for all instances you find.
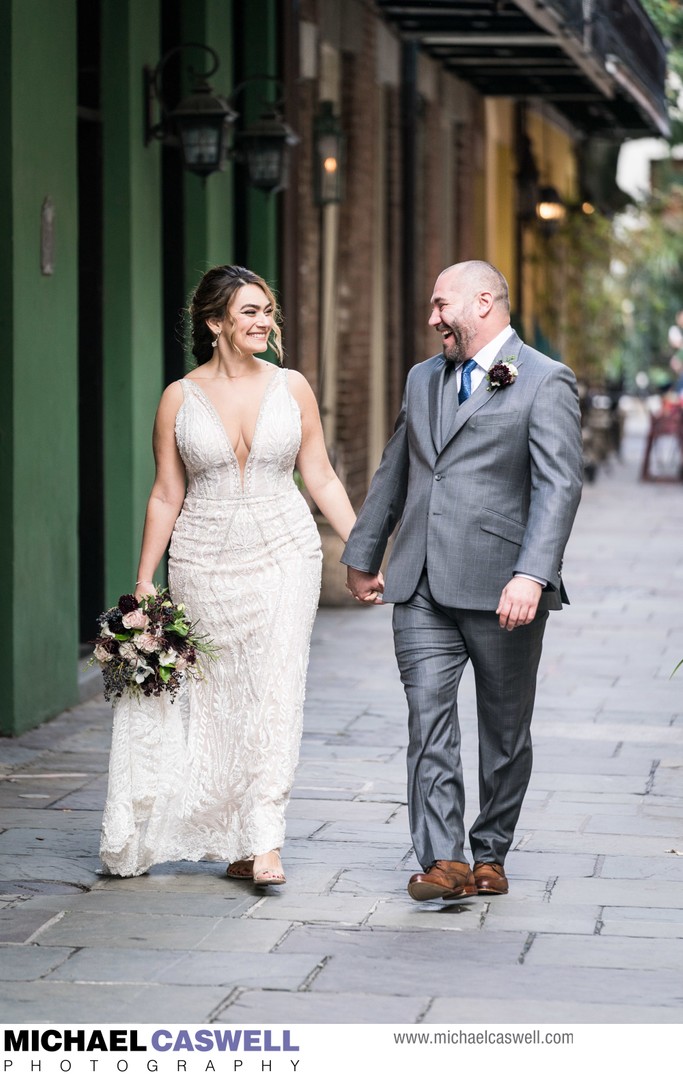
[0,413,682,1024]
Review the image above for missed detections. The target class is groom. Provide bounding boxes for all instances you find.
[343,261,583,901]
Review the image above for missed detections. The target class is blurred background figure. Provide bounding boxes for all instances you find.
[668,310,683,397]
[667,310,683,353]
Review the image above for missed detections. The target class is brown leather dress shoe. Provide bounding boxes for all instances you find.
[473,862,508,895]
[407,860,477,902]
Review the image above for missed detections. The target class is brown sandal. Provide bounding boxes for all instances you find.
[226,859,254,880]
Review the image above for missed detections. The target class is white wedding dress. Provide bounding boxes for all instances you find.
[100,369,322,876]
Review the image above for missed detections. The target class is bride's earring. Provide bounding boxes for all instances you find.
[212,330,221,349]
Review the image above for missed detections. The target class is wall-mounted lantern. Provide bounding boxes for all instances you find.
[144,47,299,191]
[144,44,237,177]
[536,186,567,235]
[313,101,344,205]
[232,80,300,194]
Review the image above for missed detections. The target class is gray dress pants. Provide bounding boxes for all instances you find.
[392,571,548,867]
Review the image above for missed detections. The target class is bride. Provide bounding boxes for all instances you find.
[99,265,359,884]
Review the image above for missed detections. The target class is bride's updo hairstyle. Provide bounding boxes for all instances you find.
[189,264,283,365]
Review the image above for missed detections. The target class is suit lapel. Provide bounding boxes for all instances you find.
[428,358,448,455]
[438,331,525,453]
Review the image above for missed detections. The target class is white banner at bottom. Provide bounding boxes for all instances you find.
[1,1023,677,1076]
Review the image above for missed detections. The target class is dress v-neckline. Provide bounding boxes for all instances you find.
[186,369,281,491]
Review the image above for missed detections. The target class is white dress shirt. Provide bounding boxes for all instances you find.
[454,324,546,590]
[454,324,515,395]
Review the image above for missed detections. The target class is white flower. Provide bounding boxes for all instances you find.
[119,641,138,663]
[133,661,154,683]
[158,650,177,667]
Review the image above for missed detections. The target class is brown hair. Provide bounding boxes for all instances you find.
[188,265,283,364]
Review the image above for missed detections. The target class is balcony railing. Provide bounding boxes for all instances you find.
[547,0,668,111]
[377,0,668,135]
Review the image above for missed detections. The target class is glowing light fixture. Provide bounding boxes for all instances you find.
[536,185,566,234]
[314,101,344,205]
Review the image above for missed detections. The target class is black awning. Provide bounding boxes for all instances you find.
[376,0,669,138]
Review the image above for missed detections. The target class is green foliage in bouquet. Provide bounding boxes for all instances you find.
[91,589,218,702]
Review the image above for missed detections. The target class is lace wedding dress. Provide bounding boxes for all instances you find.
[100,369,322,876]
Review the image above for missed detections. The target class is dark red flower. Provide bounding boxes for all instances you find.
[118,594,139,614]
[486,359,519,391]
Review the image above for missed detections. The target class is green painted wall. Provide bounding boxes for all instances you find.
[0,0,276,734]
[0,0,79,735]
[0,3,15,731]
[102,0,164,604]
[179,0,280,352]
[241,0,279,286]
[182,0,235,304]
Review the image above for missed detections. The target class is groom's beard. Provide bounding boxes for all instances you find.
[440,317,475,365]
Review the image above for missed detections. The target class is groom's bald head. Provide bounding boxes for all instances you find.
[439,261,510,315]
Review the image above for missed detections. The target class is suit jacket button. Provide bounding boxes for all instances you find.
[434,473,442,481]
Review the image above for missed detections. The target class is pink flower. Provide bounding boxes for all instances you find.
[94,643,114,664]
[122,609,149,630]
[134,632,161,653]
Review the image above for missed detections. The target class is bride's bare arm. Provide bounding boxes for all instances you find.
[134,382,186,600]
[289,370,356,543]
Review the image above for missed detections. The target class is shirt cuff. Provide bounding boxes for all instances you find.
[514,572,547,587]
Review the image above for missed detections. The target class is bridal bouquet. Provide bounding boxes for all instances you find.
[91,590,218,702]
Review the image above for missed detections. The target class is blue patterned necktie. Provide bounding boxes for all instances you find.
[458,358,478,405]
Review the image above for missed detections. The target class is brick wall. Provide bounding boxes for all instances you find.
[420,92,446,362]
[293,74,322,393]
[334,9,377,506]
[384,82,404,431]
[288,1,496,506]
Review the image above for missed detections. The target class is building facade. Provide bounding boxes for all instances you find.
[0,0,667,733]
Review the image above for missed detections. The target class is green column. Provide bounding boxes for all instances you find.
[0,0,79,734]
[182,0,235,299]
[241,0,279,285]
[0,2,14,730]
[101,0,164,603]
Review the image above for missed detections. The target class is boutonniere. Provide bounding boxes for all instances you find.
[486,358,518,391]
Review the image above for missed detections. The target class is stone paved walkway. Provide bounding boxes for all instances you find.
[1,415,682,1024]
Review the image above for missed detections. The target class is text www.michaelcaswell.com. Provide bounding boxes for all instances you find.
[393,1029,574,1046]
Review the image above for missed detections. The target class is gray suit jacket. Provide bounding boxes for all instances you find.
[342,331,583,612]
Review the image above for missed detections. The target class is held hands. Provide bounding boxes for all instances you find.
[346,567,385,605]
[496,577,543,631]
